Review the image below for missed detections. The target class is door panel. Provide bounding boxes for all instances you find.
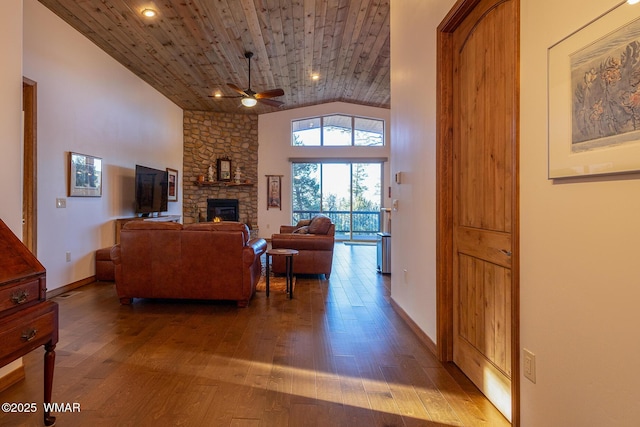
[450,0,518,420]
[457,253,511,374]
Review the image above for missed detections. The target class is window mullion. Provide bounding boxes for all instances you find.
[349,164,354,240]
[319,163,323,213]
[351,116,355,146]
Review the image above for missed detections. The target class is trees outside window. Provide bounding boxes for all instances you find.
[292,161,382,241]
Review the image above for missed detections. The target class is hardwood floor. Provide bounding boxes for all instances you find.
[0,244,509,427]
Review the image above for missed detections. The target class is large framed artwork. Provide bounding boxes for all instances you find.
[548,2,640,178]
[68,152,102,197]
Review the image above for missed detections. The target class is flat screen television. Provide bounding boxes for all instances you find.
[135,164,168,216]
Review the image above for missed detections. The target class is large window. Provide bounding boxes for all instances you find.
[292,162,382,241]
[292,115,384,146]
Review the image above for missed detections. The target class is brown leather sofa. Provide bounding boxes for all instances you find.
[270,215,335,278]
[111,221,267,307]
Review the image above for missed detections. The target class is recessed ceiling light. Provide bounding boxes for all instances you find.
[214,92,222,98]
[311,74,320,80]
[141,8,157,18]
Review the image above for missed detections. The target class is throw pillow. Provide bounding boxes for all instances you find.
[293,226,309,234]
[296,219,312,227]
[308,215,331,235]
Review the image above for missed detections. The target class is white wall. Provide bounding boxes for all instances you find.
[23,0,183,291]
[257,102,391,235]
[0,0,25,234]
[390,0,456,345]
[393,0,640,425]
[521,0,640,424]
[0,0,25,384]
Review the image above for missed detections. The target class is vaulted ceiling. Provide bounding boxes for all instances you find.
[38,0,391,114]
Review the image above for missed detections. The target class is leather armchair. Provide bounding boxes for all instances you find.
[270,215,335,278]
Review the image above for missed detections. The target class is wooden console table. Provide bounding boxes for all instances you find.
[115,215,181,243]
[0,219,58,426]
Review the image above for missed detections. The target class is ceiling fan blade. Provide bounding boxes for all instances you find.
[227,83,249,97]
[255,88,285,99]
[257,98,284,107]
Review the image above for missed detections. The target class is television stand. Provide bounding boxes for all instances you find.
[144,215,181,222]
[115,215,181,243]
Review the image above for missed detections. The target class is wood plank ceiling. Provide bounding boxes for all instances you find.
[37,0,391,114]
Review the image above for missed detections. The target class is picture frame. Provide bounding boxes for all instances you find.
[548,2,640,178]
[217,157,232,181]
[167,168,178,202]
[266,175,282,210]
[68,152,102,197]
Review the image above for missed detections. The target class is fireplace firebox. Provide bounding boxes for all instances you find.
[207,199,239,222]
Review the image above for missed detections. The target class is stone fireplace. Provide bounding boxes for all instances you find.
[207,199,239,222]
[183,111,258,226]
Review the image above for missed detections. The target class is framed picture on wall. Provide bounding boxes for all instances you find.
[68,152,102,197]
[167,168,178,202]
[266,175,282,210]
[548,1,640,178]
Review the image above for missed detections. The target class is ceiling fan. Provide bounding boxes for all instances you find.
[212,52,284,108]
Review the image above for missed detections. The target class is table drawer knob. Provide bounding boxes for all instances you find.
[21,328,38,342]
[10,290,30,305]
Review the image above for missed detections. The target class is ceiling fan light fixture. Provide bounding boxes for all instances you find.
[141,8,157,18]
[224,51,284,108]
[629,0,640,4]
[241,97,258,107]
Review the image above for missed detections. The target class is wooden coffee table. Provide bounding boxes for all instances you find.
[265,248,299,299]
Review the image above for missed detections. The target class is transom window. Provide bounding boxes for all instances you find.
[292,115,384,146]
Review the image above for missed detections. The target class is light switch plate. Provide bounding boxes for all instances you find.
[523,348,536,383]
[56,198,66,208]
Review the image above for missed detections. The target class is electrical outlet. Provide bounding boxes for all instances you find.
[56,198,66,208]
[523,348,536,383]
[66,252,71,262]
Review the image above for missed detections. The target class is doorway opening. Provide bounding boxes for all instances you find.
[23,77,37,253]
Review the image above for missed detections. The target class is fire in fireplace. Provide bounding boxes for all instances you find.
[207,199,239,222]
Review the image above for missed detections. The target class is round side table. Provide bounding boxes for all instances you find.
[265,248,299,299]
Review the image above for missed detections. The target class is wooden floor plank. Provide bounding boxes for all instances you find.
[0,243,508,427]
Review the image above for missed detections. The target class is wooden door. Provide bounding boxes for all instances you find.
[437,0,519,422]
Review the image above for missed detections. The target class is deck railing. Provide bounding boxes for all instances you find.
[292,210,381,239]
